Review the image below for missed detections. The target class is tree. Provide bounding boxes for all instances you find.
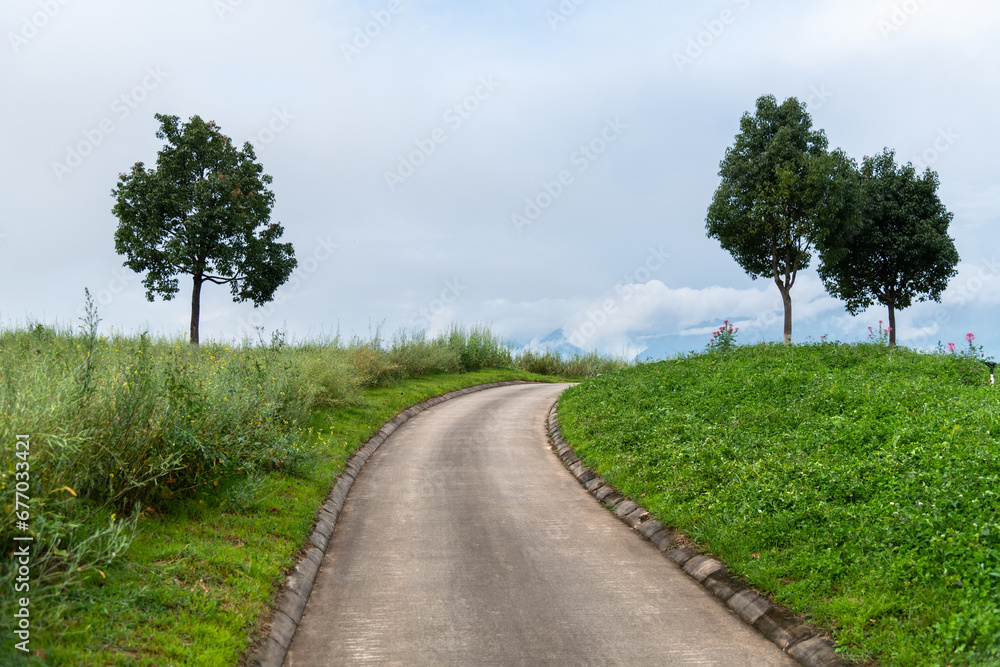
[818,148,959,346]
[706,95,860,344]
[112,114,296,345]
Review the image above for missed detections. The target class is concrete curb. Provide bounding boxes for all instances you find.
[248,380,540,667]
[546,402,854,667]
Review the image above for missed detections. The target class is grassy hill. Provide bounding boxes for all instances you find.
[557,342,1000,665]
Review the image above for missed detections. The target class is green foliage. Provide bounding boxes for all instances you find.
[0,310,627,664]
[866,320,892,346]
[0,315,593,665]
[515,348,630,377]
[388,331,462,377]
[559,344,1000,665]
[112,113,297,344]
[706,320,739,352]
[706,94,861,343]
[819,148,960,346]
[446,324,513,372]
[515,348,565,376]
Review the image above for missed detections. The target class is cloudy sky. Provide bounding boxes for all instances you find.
[2,0,999,358]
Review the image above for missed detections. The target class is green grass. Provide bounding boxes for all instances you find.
[557,342,1000,666]
[0,314,616,666]
[5,369,563,666]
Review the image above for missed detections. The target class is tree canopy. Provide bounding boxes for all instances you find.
[112,113,296,344]
[706,95,860,344]
[818,148,959,345]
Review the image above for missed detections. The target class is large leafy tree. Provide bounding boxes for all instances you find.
[818,148,959,346]
[707,95,860,344]
[112,114,296,345]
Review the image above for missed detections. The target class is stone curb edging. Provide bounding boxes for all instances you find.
[248,380,539,667]
[546,402,855,667]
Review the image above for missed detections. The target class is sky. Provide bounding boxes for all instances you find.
[2,0,999,359]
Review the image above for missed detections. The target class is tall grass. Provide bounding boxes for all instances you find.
[0,304,627,642]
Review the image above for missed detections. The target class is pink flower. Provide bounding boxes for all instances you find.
[966,333,975,344]
[947,343,956,352]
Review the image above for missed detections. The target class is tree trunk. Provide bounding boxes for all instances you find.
[777,283,793,345]
[190,272,203,345]
[887,300,896,347]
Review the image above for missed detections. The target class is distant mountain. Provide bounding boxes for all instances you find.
[633,335,700,361]
[514,329,585,358]
[512,327,723,363]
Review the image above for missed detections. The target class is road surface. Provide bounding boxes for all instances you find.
[285,382,795,665]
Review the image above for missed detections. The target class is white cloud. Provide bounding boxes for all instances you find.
[943,257,1000,307]
[536,275,844,355]
[3,0,1000,356]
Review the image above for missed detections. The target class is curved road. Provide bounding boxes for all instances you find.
[285,383,795,665]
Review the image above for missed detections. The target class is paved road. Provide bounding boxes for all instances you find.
[285,383,795,666]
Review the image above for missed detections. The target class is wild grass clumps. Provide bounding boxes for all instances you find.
[516,348,629,377]
[294,324,628,402]
[0,303,626,630]
[447,324,512,372]
[0,317,315,628]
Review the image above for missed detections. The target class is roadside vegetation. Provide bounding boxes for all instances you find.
[0,305,625,665]
[557,336,1000,666]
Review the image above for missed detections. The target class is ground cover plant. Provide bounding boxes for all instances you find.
[0,311,623,665]
[557,340,1000,665]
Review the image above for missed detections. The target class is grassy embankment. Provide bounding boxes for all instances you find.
[0,313,625,666]
[558,341,1000,666]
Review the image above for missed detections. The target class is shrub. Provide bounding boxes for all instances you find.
[449,324,512,372]
[516,349,565,376]
[706,320,738,352]
[387,330,461,377]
